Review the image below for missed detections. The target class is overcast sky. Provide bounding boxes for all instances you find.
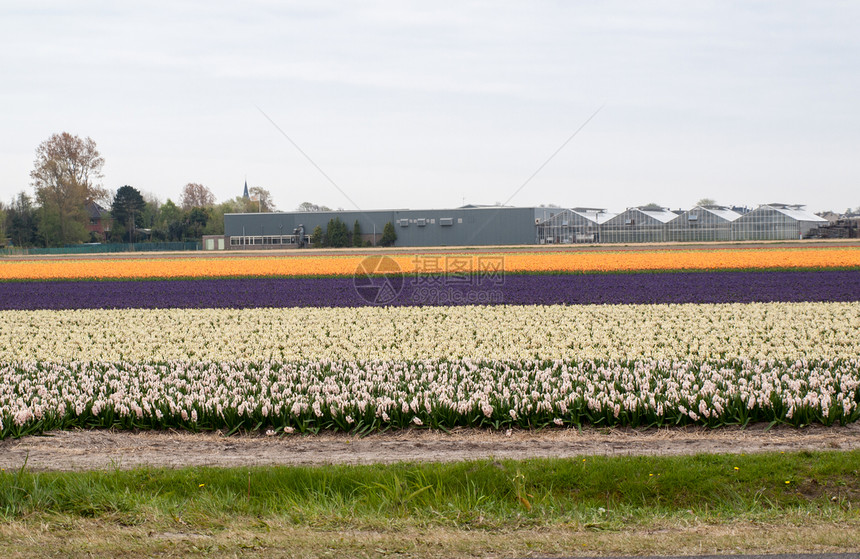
[1,1,858,213]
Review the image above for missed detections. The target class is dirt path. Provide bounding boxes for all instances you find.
[2,423,858,472]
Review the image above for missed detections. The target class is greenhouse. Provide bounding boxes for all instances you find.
[600,207,679,244]
[731,204,827,241]
[536,208,616,244]
[666,206,742,242]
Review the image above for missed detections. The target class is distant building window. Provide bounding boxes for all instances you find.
[416,218,426,226]
[399,219,409,227]
[625,219,635,226]
[439,217,454,226]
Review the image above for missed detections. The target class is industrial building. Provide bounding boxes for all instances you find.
[223,206,540,248]
[212,202,828,250]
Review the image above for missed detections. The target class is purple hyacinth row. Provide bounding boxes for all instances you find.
[3,270,860,310]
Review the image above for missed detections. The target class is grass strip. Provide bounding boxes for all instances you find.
[1,451,859,557]
[1,450,858,526]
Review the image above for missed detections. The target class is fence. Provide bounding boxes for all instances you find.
[0,242,201,256]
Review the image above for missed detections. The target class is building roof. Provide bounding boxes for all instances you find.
[86,201,110,220]
[571,208,617,224]
[636,208,679,223]
[764,204,827,223]
[697,206,742,222]
[459,203,513,208]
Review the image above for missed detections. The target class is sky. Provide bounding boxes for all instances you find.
[1,1,858,214]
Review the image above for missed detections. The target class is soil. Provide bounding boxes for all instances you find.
[2,423,858,472]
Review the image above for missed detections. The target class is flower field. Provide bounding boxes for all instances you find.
[2,245,860,281]
[1,245,860,438]
[2,270,860,309]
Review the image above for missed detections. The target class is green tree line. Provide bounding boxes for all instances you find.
[308,218,397,248]
[0,132,275,248]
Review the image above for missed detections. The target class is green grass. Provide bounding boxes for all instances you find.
[2,450,858,528]
[2,451,859,557]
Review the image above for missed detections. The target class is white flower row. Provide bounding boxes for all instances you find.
[2,358,858,434]
[1,302,858,363]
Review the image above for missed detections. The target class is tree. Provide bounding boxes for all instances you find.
[325,217,350,248]
[111,185,146,242]
[640,203,664,211]
[186,207,209,239]
[149,198,189,241]
[297,201,331,212]
[352,220,363,247]
[379,221,397,247]
[180,183,215,210]
[140,192,162,230]
[0,202,7,247]
[696,198,717,207]
[6,192,40,247]
[30,132,106,246]
[310,225,324,247]
[156,199,183,239]
[248,187,276,212]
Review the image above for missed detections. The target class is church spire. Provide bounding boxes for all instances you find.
[243,179,249,200]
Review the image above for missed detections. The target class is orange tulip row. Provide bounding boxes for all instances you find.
[1,246,859,281]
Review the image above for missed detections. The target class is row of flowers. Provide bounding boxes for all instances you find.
[2,357,858,438]
[1,270,858,309]
[2,246,860,281]
[2,303,858,363]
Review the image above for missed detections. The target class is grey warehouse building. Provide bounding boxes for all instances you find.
[224,206,543,248]
[216,203,827,249]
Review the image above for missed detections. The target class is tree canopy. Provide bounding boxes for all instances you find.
[380,221,397,247]
[325,217,350,248]
[5,193,40,247]
[352,220,363,247]
[248,187,276,212]
[30,132,106,245]
[180,183,215,210]
[310,225,324,247]
[297,201,331,212]
[111,185,146,242]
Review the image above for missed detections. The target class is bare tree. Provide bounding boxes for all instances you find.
[180,183,215,210]
[31,132,106,245]
[696,198,718,207]
[248,186,276,212]
[296,201,331,212]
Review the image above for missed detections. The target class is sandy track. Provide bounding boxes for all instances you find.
[1,423,858,472]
